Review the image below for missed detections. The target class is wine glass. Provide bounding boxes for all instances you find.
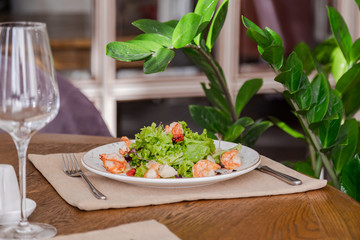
[0,22,59,239]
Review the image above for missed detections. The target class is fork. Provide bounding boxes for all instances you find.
[62,154,107,200]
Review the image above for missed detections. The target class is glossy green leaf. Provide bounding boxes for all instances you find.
[261,45,284,70]
[274,69,290,84]
[213,57,227,81]
[313,38,337,76]
[336,63,360,93]
[293,73,312,111]
[328,6,353,63]
[134,33,172,47]
[217,109,233,130]
[182,48,211,72]
[242,18,284,69]
[194,0,218,22]
[293,161,316,178]
[195,21,211,41]
[132,19,175,39]
[294,42,315,75]
[106,41,152,62]
[285,52,303,93]
[198,37,208,52]
[257,46,265,56]
[201,83,230,116]
[189,105,230,134]
[234,117,254,128]
[340,154,360,202]
[331,47,348,82]
[205,71,223,92]
[351,39,360,64]
[322,89,343,121]
[127,40,163,51]
[241,120,273,147]
[313,37,337,65]
[143,48,175,74]
[245,29,270,50]
[336,63,360,117]
[182,48,221,90]
[242,17,271,48]
[356,0,360,10]
[269,116,305,140]
[193,0,219,46]
[206,0,229,51]
[331,119,359,174]
[357,123,360,155]
[263,27,283,47]
[306,74,330,125]
[319,90,343,149]
[242,16,263,35]
[164,20,179,28]
[235,78,262,117]
[189,105,220,133]
[224,124,245,142]
[172,13,202,48]
[184,47,226,90]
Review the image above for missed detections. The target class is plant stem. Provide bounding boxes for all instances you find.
[307,141,317,174]
[186,44,238,122]
[290,98,339,188]
[274,64,339,186]
[315,156,323,177]
[270,66,339,186]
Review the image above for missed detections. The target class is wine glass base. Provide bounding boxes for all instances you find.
[0,222,57,239]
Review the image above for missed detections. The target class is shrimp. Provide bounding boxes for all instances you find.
[158,164,177,178]
[164,122,184,143]
[99,153,127,174]
[144,161,161,178]
[221,149,241,170]
[192,160,221,177]
[119,136,131,155]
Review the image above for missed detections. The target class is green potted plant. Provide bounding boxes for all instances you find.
[106,0,272,147]
[242,1,360,201]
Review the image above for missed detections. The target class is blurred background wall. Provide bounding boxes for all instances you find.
[1,0,359,162]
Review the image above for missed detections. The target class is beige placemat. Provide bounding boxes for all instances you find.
[52,220,180,240]
[29,153,327,211]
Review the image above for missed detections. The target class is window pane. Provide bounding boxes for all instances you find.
[239,0,335,71]
[115,0,199,79]
[1,0,93,80]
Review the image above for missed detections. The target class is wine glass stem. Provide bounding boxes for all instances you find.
[13,136,31,229]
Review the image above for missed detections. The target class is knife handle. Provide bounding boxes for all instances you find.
[257,165,302,186]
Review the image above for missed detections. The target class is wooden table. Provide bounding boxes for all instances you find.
[1,133,360,240]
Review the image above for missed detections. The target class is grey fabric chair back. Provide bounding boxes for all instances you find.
[39,74,112,136]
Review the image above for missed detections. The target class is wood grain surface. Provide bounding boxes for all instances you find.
[1,133,359,240]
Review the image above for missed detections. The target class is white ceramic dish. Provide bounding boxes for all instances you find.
[0,198,36,225]
[81,140,261,188]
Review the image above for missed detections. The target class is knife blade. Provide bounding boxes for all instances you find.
[257,165,302,186]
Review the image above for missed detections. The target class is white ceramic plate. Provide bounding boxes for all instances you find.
[82,140,261,188]
[0,198,36,225]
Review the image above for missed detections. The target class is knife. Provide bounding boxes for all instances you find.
[257,165,302,185]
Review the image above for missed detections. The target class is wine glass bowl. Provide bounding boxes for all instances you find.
[0,22,59,239]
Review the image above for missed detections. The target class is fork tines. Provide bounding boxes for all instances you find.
[62,154,79,176]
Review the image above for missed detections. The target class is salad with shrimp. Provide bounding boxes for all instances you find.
[99,121,242,178]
